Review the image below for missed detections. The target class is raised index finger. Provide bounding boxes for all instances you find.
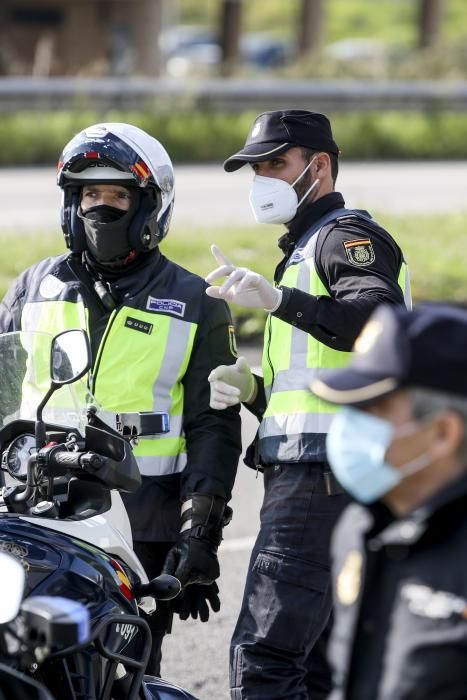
[211,244,233,266]
[205,264,236,284]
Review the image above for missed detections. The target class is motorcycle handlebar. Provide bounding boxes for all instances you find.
[48,449,106,472]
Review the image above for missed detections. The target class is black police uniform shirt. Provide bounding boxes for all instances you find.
[0,247,242,542]
[248,191,406,419]
[328,472,467,700]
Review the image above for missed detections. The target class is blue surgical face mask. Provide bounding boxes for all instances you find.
[326,407,431,504]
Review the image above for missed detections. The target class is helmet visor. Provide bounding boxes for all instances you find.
[58,130,155,188]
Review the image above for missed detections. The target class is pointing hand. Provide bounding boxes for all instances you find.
[205,245,282,311]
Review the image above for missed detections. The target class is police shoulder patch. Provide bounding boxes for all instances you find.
[343,238,375,267]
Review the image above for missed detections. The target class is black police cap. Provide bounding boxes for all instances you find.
[223,109,340,172]
[311,303,467,405]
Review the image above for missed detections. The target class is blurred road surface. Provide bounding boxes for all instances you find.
[1,161,467,233]
[162,345,263,699]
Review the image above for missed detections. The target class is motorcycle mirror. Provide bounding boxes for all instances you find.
[0,552,25,623]
[35,330,92,448]
[50,329,91,385]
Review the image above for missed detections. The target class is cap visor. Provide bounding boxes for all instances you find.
[223,142,290,172]
[311,369,398,406]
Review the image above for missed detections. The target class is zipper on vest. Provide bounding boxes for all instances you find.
[90,308,118,396]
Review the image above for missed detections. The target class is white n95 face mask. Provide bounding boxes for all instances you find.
[249,158,319,225]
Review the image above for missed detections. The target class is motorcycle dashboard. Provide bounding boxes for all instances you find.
[0,421,82,489]
[2,433,36,481]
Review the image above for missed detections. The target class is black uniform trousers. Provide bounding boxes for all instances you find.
[230,462,348,700]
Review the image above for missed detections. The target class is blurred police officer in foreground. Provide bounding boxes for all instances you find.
[311,302,467,700]
[0,123,241,675]
[205,109,411,699]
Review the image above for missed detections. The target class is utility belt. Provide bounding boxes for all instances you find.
[245,435,342,496]
[262,462,345,497]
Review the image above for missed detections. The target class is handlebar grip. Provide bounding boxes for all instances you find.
[48,449,104,472]
[48,449,83,468]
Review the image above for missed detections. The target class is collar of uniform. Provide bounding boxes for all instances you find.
[285,191,345,245]
[412,470,467,525]
[84,246,161,282]
[367,472,467,550]
[84,247,164,301]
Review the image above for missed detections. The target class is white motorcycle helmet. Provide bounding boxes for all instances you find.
[57,122,175,254]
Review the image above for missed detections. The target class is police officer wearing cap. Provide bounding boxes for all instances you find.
[205,110,411,699]
[0,122,242,677]
[311,302,467,700]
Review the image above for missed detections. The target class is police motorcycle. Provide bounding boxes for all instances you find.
[0,550,91,700]
[0,328,197,700]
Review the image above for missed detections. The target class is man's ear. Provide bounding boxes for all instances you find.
[429,411,465,462]
[314,152,331,177]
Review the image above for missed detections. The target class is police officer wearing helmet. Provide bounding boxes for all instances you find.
[311,302,467,700]
[205,109,410,699]
[0,122,242,674]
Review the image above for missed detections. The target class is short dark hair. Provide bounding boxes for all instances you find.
[300,147,339,184]
[410,387,467,464]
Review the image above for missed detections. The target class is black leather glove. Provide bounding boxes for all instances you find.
[172,582,221,622]
[161,493,232,587]
[162,532,219,586]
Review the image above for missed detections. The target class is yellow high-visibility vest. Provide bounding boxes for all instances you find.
[258,211,411,464]
[21,299,197,476]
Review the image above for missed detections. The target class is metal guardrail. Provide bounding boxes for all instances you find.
[0,77,467,112]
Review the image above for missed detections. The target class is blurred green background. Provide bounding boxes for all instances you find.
[3,111,467,166]
[1,0,466,338]
[183,0,466,45]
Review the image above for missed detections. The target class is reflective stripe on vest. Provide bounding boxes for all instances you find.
[399,260,412,311]
[258,214,410,465]
[21,300,196,477]
[20,300,90,417]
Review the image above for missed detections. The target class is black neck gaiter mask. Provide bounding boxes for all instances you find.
[78,189,141,264]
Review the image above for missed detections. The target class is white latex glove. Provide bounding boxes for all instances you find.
[208,357,257,409]
[205,245,282,311]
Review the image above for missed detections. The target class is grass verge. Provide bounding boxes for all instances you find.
[1,211,466,340]
[3,111,467,166]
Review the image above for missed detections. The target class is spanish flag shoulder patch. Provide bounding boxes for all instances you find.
[343,238,375,267]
